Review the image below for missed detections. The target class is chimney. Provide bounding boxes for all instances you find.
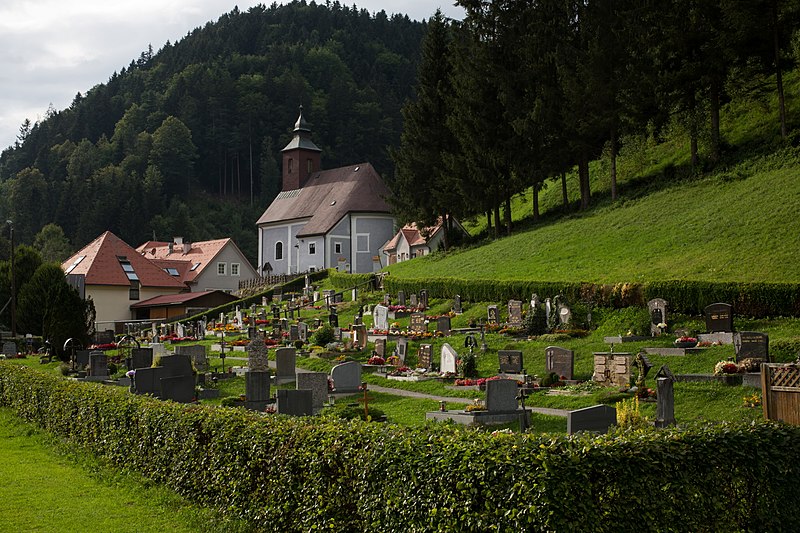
[183,240,191,254]
[173,236,183,246]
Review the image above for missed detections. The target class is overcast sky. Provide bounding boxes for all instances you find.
[0,0,463,151]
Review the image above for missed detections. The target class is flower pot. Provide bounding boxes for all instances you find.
[674,341,698,349]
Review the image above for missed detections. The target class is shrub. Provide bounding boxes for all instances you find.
[310,324,335,346]
[770,338,800,362]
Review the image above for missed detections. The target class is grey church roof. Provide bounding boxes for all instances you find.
[256,162,392,237]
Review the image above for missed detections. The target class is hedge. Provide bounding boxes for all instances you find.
[2,363,799,532]
[329,270,376,291]
[382,277,800,318]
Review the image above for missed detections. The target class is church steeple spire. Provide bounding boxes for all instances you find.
[281,106,322,191]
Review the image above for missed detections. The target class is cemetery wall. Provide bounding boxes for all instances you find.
[383,277,800,318]
[1,363,799,532]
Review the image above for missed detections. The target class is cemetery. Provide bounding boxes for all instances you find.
[2,274,800,531]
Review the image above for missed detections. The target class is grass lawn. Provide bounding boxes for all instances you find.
[0,409,251,533]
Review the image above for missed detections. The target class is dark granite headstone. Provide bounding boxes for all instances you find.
[94,330,115,345]
[74,350,90,371]
[158,354,193,378]
[398,290,406,306]
[160,374,195,404]
[276,389,313,416]
[419,289,428,309]
[410,312,426,334]
[436,316,451,336]
[175,344,207,372]
[374,338,387,358]
[734,331,769,363]
[545,346,574,380]
[507,300,523,327]
[331,361,362,392]
[498,350,523,374]
[297,372,328,409]
[129,348,153,370]
[329,311,339,328]
[289,324,299,341]
[705,303,733,333]
[567,405,617,434]
[453,295,462,314]
[396,338,408,365]
[409,294,418,307]
[417,344,432,370]
[245,371,271,411]
[275,348,297,382]
[486,379,519,412]
[487,305,499,325]
[88,352,109,377]
[133,366,167,397]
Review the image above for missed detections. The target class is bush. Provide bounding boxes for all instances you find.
[2,362,800,532]
[310,324,335,346]
[771,338,800,363]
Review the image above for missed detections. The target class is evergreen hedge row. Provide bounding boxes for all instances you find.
[329,270,376,291]
[382,277,800,317]
[2,363,799,532]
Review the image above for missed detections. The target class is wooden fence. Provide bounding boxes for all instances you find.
[761,363,800,425]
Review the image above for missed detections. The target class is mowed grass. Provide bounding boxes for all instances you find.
[0,409,251,533]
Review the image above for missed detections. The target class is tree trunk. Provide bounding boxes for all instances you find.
[610,132,618,201]
[690,132,699,170]
[532,183,540,221]
[772,0,788,139]
[710,76,721,163]
[579,150,590,210]
[486,210,492,232]
[504,193,511,236]
[561,172,568,210]
[493,203,501,239]
[441,211,449,251]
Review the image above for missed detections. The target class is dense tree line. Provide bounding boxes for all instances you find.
[391,0,800,240]
[0,1,425,261]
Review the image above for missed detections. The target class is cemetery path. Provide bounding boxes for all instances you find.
[224,356,569,418]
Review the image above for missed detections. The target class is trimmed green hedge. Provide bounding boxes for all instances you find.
[2,363,799,531]
[329,269,376,290]
[383,277,800,317]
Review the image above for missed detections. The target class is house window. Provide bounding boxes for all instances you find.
[334,242,341,254]
[129,281,139,301]
[308,242,316,255]
[275,241,284,260]
[288,158,293,173]
[117,256,139,281]
[164,267,180,276]
[190,262,201,271]
[231,263,240,276]
[307,158,313,173]
[217,262,226,275]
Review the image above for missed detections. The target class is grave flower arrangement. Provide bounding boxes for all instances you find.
[714,360,740,375]
[674,336,698,348]
[367,355,385,365]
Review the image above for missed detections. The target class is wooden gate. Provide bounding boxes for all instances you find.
[761,363,800,425]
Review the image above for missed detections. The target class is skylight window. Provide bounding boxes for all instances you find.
[64,255,85,274]
[190,262,201,271]
[165,268,180,276]
[117,257,139,282]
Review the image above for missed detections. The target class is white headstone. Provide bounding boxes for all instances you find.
[440,343,458,374]
[373,304,389,331]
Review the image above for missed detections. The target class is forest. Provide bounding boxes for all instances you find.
[2,0,800,264]
[0,1,425,262]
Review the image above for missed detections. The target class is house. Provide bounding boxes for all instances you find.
[381,218,469,265]
[62,231,187,331]
[130,290,239,321]
[256,108,396,275]
[135,236,259,294]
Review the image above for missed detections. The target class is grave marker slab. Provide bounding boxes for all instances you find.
[593,353,632,387]
[567,405,617,434]
[248,333,271,372]
[647,298,668,336]
[507,300,523,327]
[275,348,297,382]
[486,379,519,412]
[705,302,734,333]
[175,345,208,372]
[409,294,418,307]
[453,295,462,314]
[276,389,313,416]
[298,322,309,342]
[88,352,109,377]
[487,305,499,325]
[374,338,387,358]
[297,371,328,409]
[398,290,406,306]
[160,374,196,404]
[331,361,362,392]
[440,343,458,374]
[289,324,299,342]
[419,289,428,309]
[498,350,523,374]
[133,367,167,397]
[545,346,574,380]
[373,304,389,331]
[417,344,432,370]
[2,342,17,357]
[436,316,451,336]
[396,338,408,365]
[410,312,426,334]
[353,324,368,349]
[129,348,153,370]
[734,331,769,363]
[245,371,271,411]
[158,354,193,378]
[74,350,90,371]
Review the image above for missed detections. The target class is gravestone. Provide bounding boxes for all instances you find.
[129,348,153,370]
[498,350,524,374]
[289,324,299,342]
[409,294,418,308]
[298,322,309,342]
[158,354,193,378]
[557,304,571,327]
[276,389,313,416]
[396,337,408,365]
[410,312,427,334]
[275,347,297,383]
[245,371,271,411]
[419,289,428,309]
[248,333,271,372]
[88,352,109,378]
[297,371,328,410]
[733,331,769,363]
[2,342,17,357]
[655,365,677,428]
[436,316,451,336]
[333,292,343,304]
[133,367,167,397]
[333,327,342,341]
[353,324,368,349]
[398,290,406,306]
[384,294,391,306]
[417,344,433,370]
[248,326,257,339]
[647,298,668,336]
[530,293,540,311]
[440,343,458,374]
[705,302,734,332]
[331,361,362,392]
[507,300,523,327]
[329,310,339,328]
[486,379,519,412]
[95,330,115,345]
[74,350,90,371]
[148,343,167,358]
[373,304,389,331]
[593,353,632,387]
[160,374,195,403]
[374,338,387,358]
[545,346,574,380]
[487,305,499,325]
[453,295,462,315]
[322,289,335,307]
[175,344,208,372]
[567,405,617,434]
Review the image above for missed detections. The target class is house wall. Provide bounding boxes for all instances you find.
[395,235,411,262]
[351,214,395,273]
[326,216,352,271]
[193,245,258,293]
[296,235,324,272]
[89,285,183,328]
[258,220,310,275]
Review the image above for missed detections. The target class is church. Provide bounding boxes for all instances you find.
[256,108,396,275]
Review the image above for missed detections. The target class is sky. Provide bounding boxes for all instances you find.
[0,0,463,151]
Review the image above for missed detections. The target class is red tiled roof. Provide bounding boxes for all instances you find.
[61,231,186,288]
[382,220,445,252]
[129,290,237,308]
[135,238,231,284]
[256,163,392,236]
